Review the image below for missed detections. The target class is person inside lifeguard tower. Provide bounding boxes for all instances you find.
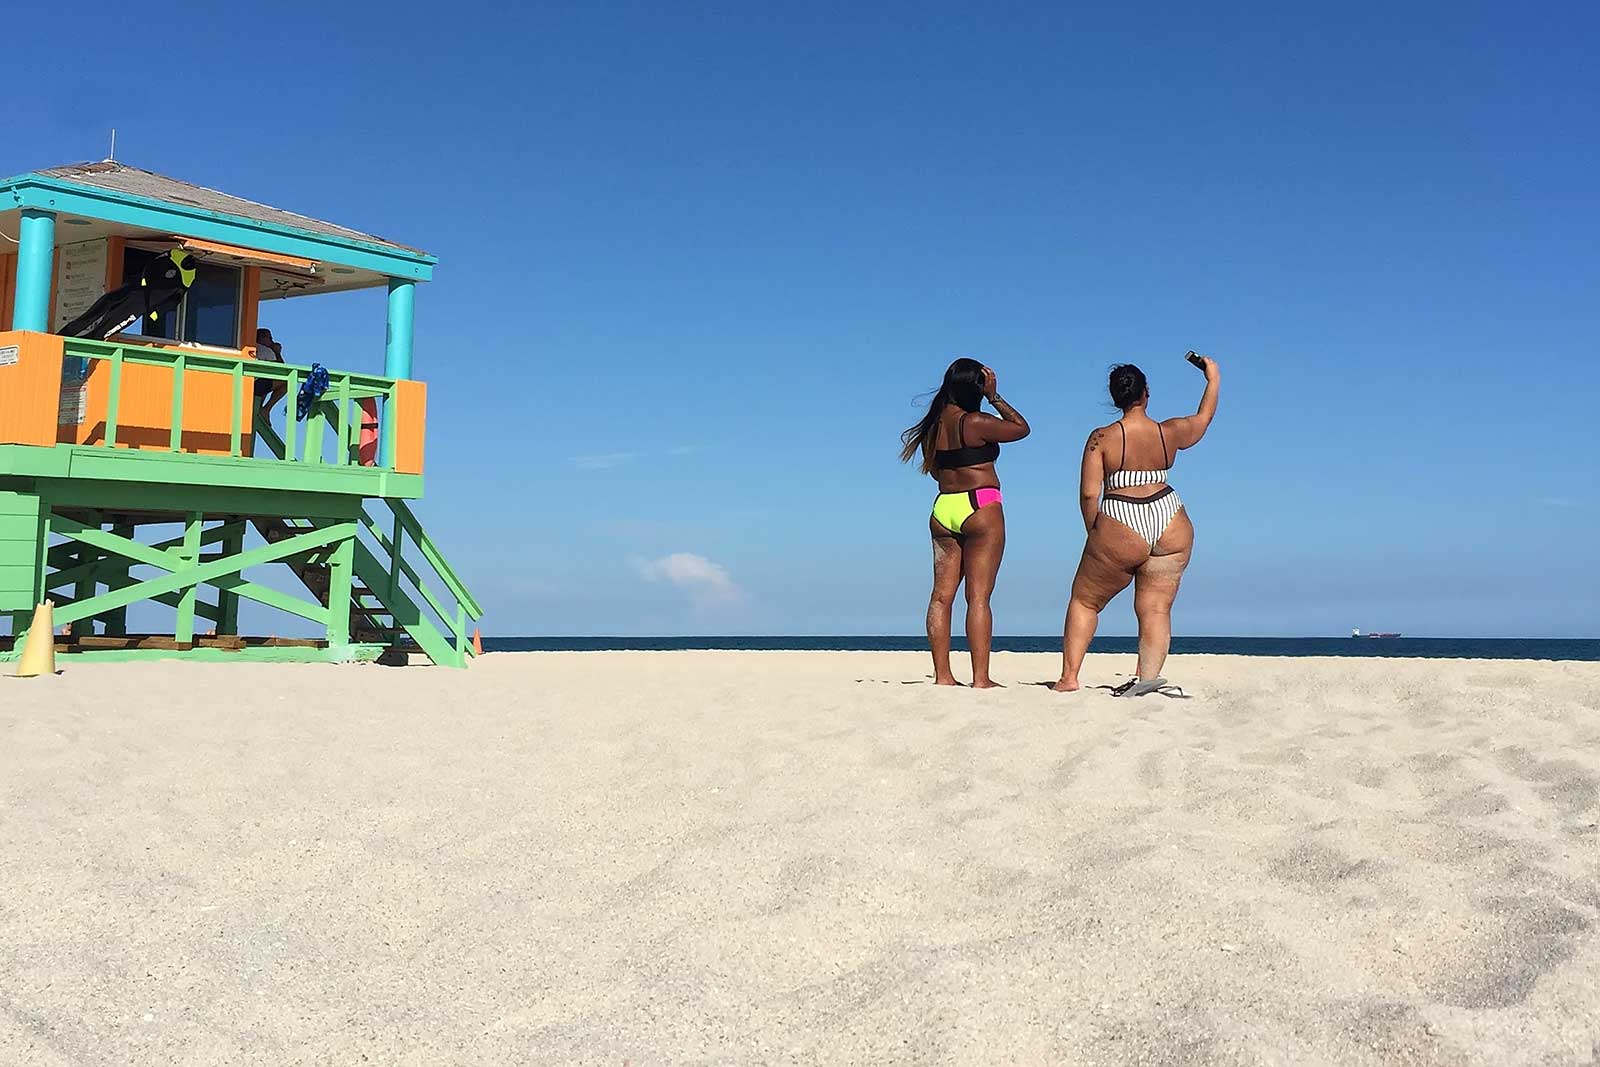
[254,327,288,417]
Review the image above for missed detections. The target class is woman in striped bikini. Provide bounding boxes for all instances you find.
[1052,357,1220,696]
[901,359,1031,688]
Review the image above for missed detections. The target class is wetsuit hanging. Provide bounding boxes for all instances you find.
[60,249,198,341]
[296,363,331,421]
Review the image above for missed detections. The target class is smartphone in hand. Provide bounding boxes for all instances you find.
[1185,350,1208,371]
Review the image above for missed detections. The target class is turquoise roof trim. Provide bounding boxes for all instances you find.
[3,171,436,281]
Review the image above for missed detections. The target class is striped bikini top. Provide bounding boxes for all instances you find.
[1103,420,1172,490]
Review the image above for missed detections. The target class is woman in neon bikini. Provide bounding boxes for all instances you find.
[900,359,1030,688]
[1053,356,1221,696]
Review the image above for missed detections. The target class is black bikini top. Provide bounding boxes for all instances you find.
[934,412,999,470]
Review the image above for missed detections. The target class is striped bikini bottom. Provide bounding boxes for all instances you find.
[1099,485,1183,549]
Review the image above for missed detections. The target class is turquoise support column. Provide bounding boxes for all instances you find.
[384,279,415,379]
[13,209,57,331]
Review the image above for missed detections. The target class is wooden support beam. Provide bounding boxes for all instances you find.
[103,523,133,636]
[174,512,202,644]
[49,519,357,629]
[102,568,222,624]
[326,533,353,647]
[217,521,244,636]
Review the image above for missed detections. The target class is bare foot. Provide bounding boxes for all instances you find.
[971,679,1005,689]
[934,676,963,687]
[1050,677,1081,693]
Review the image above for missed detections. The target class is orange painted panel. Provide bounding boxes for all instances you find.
[393,379,427,475]
[238,266,260,349]
[59,340,252,456]
[0,331,66,447]
[236,268,264,451]
[104,237,126,289]
[181,239,314,272]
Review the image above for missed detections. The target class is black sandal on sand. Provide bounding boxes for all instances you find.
[1110,676,1185,698]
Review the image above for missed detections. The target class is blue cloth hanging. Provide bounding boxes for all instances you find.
[296,363,331,421]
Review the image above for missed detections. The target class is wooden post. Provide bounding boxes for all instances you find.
[34,506,52,606]
[284,368,300,460]
[101,523,133,637]
[337,375,352,464]
[229,363,244,458]
[303,404,325,464]
[217,521,244,636]
[174,512,203,644]
[105,347,124,448]
[387,512,403,603]
[169,353,187,452]
[72,539,97,638]
[326,532,354,648]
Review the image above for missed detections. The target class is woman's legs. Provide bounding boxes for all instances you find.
[1057,598,1103,692]
[1054,518,1146,692]
[958,504,1006,688]
[927,517,964,686]
[255,383,287,421]
[1132,509,1194,681]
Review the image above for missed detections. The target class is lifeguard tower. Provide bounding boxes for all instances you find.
[0,162,481,666]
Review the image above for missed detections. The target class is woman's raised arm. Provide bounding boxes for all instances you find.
[970,365,1030,443]
[1162,356,1221,450]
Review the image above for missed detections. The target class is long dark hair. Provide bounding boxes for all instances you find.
[900,358,986,474]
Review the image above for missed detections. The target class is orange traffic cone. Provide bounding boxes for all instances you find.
[472,628,484,657]
[15,600,57,678]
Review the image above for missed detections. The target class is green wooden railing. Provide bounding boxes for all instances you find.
[64,336,403,469]
[256,413,482,664]
[48,339,480,665]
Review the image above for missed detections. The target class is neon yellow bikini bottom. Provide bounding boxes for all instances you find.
[932,487,1003,534]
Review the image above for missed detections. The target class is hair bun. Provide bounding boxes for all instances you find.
[1108,364,1148,410]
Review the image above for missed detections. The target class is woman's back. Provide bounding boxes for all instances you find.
[1098,412,1173,493]
[932,406,1001,491]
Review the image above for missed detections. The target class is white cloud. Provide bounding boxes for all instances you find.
[632,552,741,604]
[572,452,641,470]
[572,445,698,470]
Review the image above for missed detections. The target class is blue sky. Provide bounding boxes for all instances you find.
[7,2,1598,637]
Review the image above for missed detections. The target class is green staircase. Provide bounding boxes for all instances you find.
[254,415,482,668]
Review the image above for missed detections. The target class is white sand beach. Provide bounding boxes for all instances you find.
[2,652,1597,1065]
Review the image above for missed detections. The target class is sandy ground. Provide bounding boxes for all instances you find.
[1,651,1597,1066]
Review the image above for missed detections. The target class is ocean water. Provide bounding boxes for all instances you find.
[485,636,1599,662]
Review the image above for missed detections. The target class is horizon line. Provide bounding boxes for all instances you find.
[480,634,1599,642]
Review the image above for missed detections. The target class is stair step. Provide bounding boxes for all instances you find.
[241,509,471,668]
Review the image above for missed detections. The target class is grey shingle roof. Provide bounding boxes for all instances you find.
[33,161,430,257]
